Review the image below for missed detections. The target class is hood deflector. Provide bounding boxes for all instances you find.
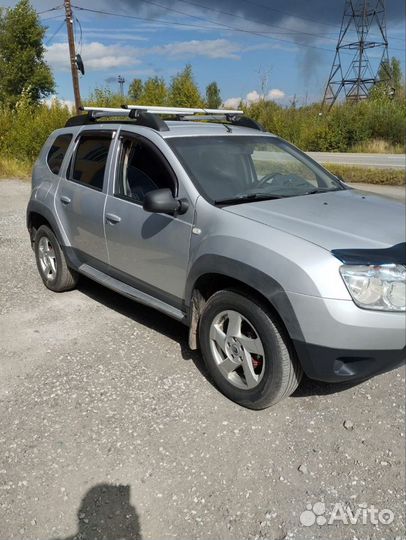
[332,243,406,265]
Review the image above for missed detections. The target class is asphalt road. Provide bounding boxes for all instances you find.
[0,179,405,540]
[307,152,406,169]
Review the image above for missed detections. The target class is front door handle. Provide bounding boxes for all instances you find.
[60,195,71,205]
[105,213,122,224]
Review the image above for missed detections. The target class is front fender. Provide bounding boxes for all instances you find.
[185,254,305,342]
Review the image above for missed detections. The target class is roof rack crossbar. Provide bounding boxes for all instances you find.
[66,105,263,131]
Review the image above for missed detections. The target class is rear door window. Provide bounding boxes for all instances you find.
[69,133,112,191]
[47,134,72,175]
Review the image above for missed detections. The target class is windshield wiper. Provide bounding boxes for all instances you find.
[303,187,343,195]
[214,193,286,206]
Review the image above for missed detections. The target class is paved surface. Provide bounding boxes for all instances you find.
[0,179,405,540]
[307,152,406,169]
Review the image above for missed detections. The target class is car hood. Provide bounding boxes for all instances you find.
[224,189,405,251]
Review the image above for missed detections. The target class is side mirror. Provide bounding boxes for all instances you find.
[143,188,188,215]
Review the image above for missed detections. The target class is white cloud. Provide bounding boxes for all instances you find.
[267,88,285,100]
[223,97,242,109]
[46,42,141,71]
[151,39,241,60]
[224,88,286,108]
[246,90,262,104]
[46,38,242,72]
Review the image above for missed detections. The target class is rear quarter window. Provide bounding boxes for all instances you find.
[47,134,73,175]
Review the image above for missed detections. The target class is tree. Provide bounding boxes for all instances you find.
[140,76,168,105]
[169,64,203,107]
[205,81,221,109]
[370,57,405,102]
[128,78,144,102]
[0,0,54,106]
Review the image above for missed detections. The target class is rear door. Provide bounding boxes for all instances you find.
[56,129,115,268]
[103,131,194,305]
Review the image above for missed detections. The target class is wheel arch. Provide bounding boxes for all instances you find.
[185,255,305,350]
[27,200,66,247]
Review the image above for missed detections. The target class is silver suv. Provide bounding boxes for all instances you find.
[27,105,406,409]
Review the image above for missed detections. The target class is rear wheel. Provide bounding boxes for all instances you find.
[199,290,302,409]
[34,225,78,292]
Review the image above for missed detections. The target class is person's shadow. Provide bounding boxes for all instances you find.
[53,483,142,540]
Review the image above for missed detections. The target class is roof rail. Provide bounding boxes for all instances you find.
[65,105,263,132]
[121,105,244,116]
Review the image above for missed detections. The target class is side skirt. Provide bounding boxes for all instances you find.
[78,263,187,324]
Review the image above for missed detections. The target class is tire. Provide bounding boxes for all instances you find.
[199,290,303,409]
[34,225,78,292]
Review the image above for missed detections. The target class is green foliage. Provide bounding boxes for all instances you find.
[85,87,124,107]
[205,81,221,109]
[169,64,203,107]
[128,78,143,101]
[370,57,405,103]
[138,76,168,105]
[244,97,405,152]
[0,0,54,106]
[0,99,70,165]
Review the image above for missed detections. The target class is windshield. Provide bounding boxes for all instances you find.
[168,135,344,204]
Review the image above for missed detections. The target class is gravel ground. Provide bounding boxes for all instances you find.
[0,179,405,540]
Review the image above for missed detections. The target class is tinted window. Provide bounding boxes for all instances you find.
[115,136,175,203]
[47,134,72,175]
[70,134,112,190]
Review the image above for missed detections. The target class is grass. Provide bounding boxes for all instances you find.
[0,157,31,179]
[350,139,404,154]
[325,163,405,185]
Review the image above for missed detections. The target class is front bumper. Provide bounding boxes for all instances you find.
[288,292,406,382]
[293,340,405,382]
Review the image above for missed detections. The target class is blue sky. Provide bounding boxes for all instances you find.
[1,0,405,107]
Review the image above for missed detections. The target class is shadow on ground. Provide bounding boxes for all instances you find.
[52,483,141,540]
[78,276,363,401]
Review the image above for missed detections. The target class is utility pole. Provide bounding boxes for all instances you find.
[64,0,82,113]
[118,75,125,98]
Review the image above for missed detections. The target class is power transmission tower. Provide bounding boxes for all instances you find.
[64,0,82,113]
[322,0,391,110]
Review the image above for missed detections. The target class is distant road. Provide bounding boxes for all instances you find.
[307,152,405,169]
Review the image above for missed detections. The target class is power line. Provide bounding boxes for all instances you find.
[41,14,66,22]
[37,5,64,15]
[71,3,404,53]
[71,5,350,54]
[45,19,66,46]
[244,0,405,41]
[140,0,405,43]
[74,15,83,55]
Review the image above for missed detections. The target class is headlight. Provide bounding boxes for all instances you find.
[340,264,406,312]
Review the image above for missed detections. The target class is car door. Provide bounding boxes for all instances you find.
[104,131,193,306]
[55,129,115,268]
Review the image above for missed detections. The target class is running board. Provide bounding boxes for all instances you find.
[78,264,186,322]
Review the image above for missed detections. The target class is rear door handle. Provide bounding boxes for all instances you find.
[60,195,71,205]
[105,213,122,224]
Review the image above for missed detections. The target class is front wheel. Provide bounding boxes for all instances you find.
[198,290,302,409]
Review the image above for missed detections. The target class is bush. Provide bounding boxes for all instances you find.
[0,98,70,163]
[245,97,405,152]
